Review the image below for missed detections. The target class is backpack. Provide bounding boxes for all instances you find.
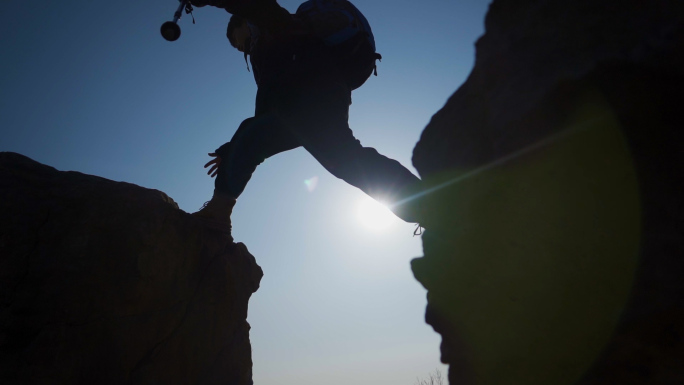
[295,0,382,90]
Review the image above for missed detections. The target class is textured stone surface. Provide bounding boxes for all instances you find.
[411,0,684,384]
[0,152,262,385]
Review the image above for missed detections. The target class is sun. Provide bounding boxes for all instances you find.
[356,196,399,231]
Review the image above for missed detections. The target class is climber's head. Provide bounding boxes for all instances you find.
[227,15,251,53]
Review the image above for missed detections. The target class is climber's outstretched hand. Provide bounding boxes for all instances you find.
[204,152,221,178]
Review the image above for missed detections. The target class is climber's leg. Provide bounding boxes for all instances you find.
[192,189,237,236]
[276,80,423,223]
[193,114,299,233]
[215,113,300,199]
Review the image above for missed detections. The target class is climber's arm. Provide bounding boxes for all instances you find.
[191,0,292,32]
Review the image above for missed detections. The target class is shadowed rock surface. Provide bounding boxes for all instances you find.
[0,152,262,385]
[411,0,683,384]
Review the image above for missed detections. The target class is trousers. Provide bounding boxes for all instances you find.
[214,76,421,219]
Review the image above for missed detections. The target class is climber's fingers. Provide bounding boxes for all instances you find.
[207,164,219,177]
[204,152,221,177]
[204,154,221,169]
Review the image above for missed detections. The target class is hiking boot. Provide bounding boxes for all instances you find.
[192,190,237,235]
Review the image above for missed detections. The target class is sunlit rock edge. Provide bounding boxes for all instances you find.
[411,0,684,384]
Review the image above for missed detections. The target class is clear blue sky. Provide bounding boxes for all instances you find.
[0,0,490,383]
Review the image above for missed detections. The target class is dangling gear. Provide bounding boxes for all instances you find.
[160,0,196,41]
[192,189,237,236]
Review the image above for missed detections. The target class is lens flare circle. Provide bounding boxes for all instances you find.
[356,196,397,231]
[304,176,319,192]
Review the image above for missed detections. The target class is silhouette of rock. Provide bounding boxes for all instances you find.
[0,152,262,385]
[411,0,683,384]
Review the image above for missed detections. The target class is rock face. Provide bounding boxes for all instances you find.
[0,152,262,385]
[411,0,683,384]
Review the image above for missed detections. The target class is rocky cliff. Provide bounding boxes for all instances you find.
[411,0,683,384]
[0,152,262,384]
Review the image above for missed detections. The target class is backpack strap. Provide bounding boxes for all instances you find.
[244,52,251,72]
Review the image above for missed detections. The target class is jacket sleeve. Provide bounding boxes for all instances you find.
[192,0,292,32]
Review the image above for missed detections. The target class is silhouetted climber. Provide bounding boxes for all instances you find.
[191,0,422,235]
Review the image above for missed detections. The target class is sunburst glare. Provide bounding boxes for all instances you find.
[356,196,398,231]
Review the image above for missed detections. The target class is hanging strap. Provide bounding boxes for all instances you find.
[373,53,382,76]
